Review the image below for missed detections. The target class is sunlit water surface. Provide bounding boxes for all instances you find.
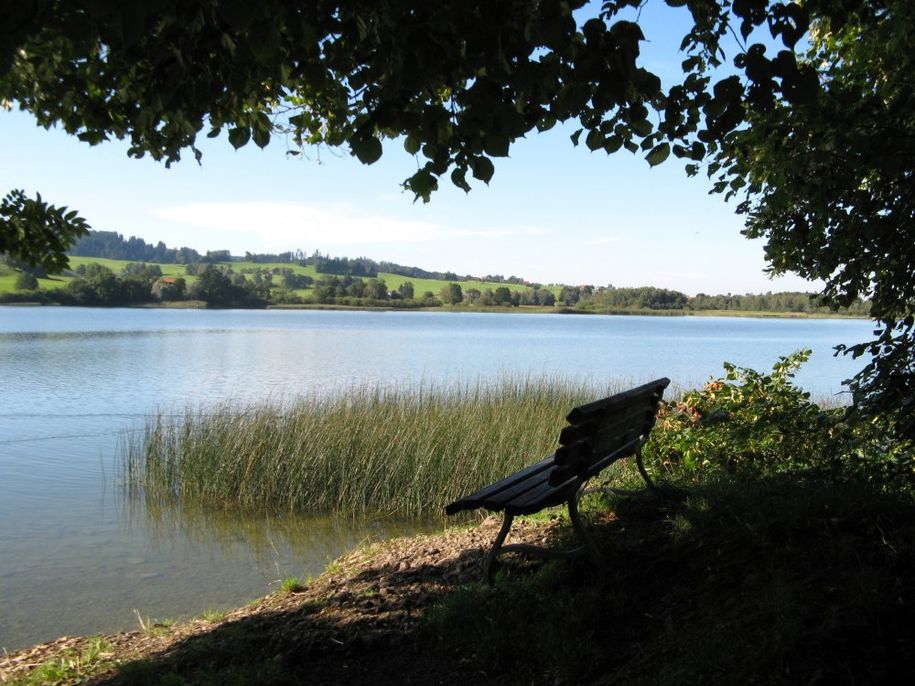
[0,307,873,650]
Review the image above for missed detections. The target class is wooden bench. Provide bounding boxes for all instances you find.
[445,378,670,583]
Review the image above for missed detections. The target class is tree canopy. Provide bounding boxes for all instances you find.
[1,0,913,433]
[711,0,915,433]
[0,1,859,230]
[0,189,90,272]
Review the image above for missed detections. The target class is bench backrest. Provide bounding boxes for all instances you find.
[550,378,670,485]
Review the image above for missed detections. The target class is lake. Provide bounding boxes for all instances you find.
[0,306,874,650]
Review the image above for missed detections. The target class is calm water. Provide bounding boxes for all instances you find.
[0,307,874,650]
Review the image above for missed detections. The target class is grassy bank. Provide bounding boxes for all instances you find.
[124,378,626,517]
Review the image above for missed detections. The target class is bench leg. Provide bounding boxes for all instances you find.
[484,512,515,585]
[635,447,659,492]
[483,490,603,584]
[567,490,603,566]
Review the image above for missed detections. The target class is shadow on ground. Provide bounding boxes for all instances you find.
[85,476,915,686]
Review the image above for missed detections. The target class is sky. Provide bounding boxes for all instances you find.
[0,2,815,296]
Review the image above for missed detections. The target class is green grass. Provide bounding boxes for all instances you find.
[29,257,551,301]
[374,271,560,297]
[6,636,114,685]
[0,273,18,294]
[229,259,556,296]
[0,271,70,295]
[279,576,306,594]
[123,377,628,517]
[0,257,188,296]
[0,256,555,303]
[420,475,915,685]
[66,256,187,277]
[200,609,228,623]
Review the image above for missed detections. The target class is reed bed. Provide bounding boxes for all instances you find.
[123,377,634,518]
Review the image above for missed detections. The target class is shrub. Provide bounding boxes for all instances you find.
[14,270,39,290]
[644,350,914,489]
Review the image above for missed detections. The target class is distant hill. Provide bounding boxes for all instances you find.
[57,230,870,316]
[68,231,538,287]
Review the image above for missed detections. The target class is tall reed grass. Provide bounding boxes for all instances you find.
[123,377,636,518]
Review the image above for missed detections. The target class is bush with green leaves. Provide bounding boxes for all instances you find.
[14,270,39,290]
[644,350,913,488]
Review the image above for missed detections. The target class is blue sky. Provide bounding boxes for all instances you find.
[0,2,814,295]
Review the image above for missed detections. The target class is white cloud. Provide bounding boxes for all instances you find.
[153,200,548,252]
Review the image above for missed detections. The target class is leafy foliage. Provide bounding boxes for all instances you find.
[70,229,204,264]
[645,350,913,487]
[711,0,915,435]
[14,270,38,290]
[0,189,89,273]
[439,282,463,305]
[0,1,831,200]
[188,265,267,307]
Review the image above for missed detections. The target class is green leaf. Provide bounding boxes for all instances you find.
[451,168,471,193]
[646,142,671,166]
[228,127,250,149]
[252,126,271,149]
[471,157,495,183]
[220,33,236,54]
[631,119,653,137]
[570,129,583,146]
[483,133,510,158]
[403,136,421,155]
[352,137,383,165]
[585,130,604,151]
[781,66,819,106]
[408,169,438,200]
[603,136,622,154]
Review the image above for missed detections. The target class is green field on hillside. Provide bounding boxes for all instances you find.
[228,259,554,296]
[0,261,70,295]
[2,256,552,304]
[30,257,550,299]
[66,256,189,277]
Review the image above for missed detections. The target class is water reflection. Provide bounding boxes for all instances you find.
[1,487,440,652]
[131,496,440,571]
[0,329,234,343]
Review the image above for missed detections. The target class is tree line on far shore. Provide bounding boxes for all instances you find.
[6,229,860,315]
[65,230,534,286]
[1,254,870,316]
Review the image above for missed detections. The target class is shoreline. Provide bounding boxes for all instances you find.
[0,516,543,683]
[3,475,912,685]
[0,300,870,320]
